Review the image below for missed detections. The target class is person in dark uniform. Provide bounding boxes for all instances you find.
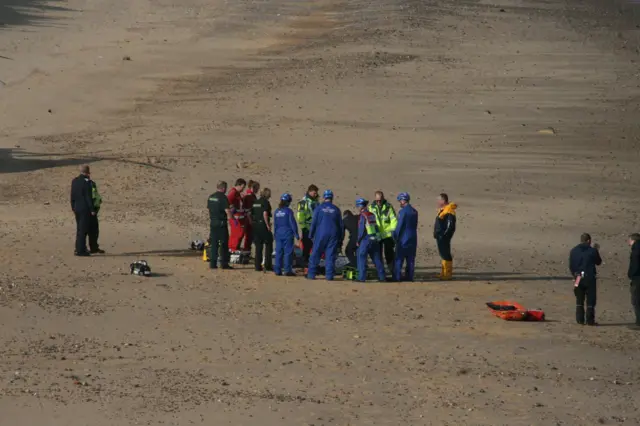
[251,187,273,272]
[569,233,602,326]
[434,193,457,280]
[70,165,96,256]
[207,181,233,269]
[627,233,640,329]
[341,210,358,267]
[88,175,104,254]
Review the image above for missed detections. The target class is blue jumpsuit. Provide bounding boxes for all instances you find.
[393,204,419,281]
[273,206,299,275]
[307,201,343,280]
[357,211,386,282]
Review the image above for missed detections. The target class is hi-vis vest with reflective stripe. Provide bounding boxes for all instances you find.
[362,211,381,241]
[296,196,316,229]
[368,201,397,239]
[92,181,102,209]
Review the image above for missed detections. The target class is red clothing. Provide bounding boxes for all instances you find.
[227,188,244,218]
[228,187,248,251]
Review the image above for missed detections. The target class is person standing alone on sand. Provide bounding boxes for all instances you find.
[70,165,96,257]
[569,233,602,326]
[434,193,457,280]
[627,233,640,329]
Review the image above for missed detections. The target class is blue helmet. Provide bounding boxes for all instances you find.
[323,189,334,199]
[397,192,410,202]
[280,193,292,202]
[355,197,368,207]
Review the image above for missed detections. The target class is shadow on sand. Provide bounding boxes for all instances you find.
[0,0,71,28]
[0,148,173,173]
[106,249,201,258]
[413,268,567,282]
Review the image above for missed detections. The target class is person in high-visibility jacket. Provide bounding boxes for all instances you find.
[393,192,418,282]
[368,191,398,274]
[88,174,104,254]
[273,193,300,276]
[296,184,319,265]
[434,193,457,280]
[307,189,343,281]
[355,198,386,282]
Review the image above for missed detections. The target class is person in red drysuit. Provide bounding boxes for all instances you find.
[227,178,247,251]
[241,180,260,252]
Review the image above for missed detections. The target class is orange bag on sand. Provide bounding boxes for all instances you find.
[486,301,546,322]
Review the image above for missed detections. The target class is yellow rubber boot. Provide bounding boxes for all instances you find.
[440,260,453,281]
[435,260,445,279]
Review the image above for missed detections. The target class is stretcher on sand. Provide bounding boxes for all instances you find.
[486,301,545,321]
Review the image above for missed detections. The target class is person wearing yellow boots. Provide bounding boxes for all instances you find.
[433,193,457,280]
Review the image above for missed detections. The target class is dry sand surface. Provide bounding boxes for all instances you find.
[2,0,640,424]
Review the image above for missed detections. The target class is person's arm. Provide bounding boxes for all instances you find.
[309,208,320,240]
[394,209,405,242]
[83,179,96,214]
[289,209,300,241]
[357,215,365,245]
[388,204,398,231]
[442,214,455,239]
[263,211,271,231]
[593,248,602,266]
[569,247,578,277]
[70,180,75,211]
[629,250,640,279]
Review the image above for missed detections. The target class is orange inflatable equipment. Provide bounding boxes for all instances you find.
[486,301,545,322]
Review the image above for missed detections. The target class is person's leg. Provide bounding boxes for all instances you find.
[346,240,357,267]
[574,284,586,324]
[632,280,640,326]
[228,221,241,251]
[436,238,445,278]
[371,244,386,281]
[440,238,453,280]
[357,243,368,281]
[307,236,325,279]
[302,228,312,264]
[325,237,338,280]
[220,226,231,268]
[243,222,253,252]
[393,245,404,282]
[88,214,100,252]
[210,227,220,269]
[274,237,283,275]
[284,237,294,274]
[77,213,90,254]
[383,238,395,273]
[264,233,274,271]
[586,279,597,325]
[405,245,417,282]
[254,231,264,271]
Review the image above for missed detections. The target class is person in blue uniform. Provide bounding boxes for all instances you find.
[307,189,343,281]
[355,198,386,282]
[393,192,419,282]
[273,193,300,276]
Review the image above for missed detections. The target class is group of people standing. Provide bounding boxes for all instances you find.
[206,179,459,282]
[569,233,640,328]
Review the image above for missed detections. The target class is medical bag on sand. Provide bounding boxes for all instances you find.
[486,301,545,321]
[130,260,152,276]
[342,266,379,281]
[202,240,250,265]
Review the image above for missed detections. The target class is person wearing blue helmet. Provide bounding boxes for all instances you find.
[307,189,344,280]
[392,192,419,282]
[355,198,387,282]
[273,193,300,276]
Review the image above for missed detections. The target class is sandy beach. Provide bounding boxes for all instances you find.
[1,0,640,424]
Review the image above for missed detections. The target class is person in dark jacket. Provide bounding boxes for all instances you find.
[70,165,96,256]
[251,187,273,272]
[627,233,640,328]
[207,181,233,269]
[569,233,602,325]
[433,193,457,280]
[342,210,358,267]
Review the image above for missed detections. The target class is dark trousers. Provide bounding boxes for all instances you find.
[253,224,273,271]
[89,214,100,251]
[574,277,597,325]
[302,228,312,263]
[209,223,230,268]
[345,239,357,267]
[379,237,395,270]
[631,279,640,325]
[436,237,453,261]
[74,211,90,254]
